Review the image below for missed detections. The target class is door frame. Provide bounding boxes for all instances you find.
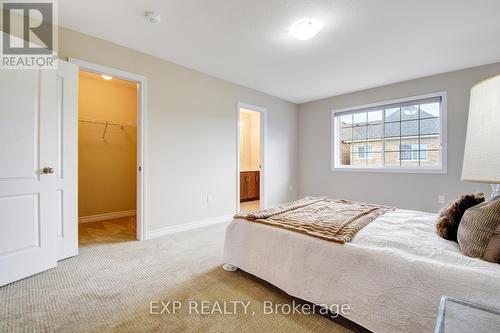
[236,101,267,212]
[68,58,148,241]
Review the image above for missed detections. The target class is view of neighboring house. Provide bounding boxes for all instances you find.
[339,102,441,168]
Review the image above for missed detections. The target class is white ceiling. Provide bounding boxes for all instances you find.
[60,0,500,104]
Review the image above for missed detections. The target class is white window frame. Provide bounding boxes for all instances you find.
[331,91,447,174]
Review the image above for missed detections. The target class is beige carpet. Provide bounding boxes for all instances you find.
[0,221,351,332]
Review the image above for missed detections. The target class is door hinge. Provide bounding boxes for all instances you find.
[138,166,142,171]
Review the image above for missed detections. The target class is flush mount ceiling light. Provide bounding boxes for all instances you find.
[101,75,112,80]
[290,18,322,40]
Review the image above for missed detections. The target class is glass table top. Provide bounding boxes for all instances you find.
[434,296,500,333]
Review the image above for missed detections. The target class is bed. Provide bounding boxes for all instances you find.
[223,207,500,333]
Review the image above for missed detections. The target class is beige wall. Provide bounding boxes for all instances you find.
[239,109,260,171]
[58,28,299,232]
[78,71,137,217]
[298,62,500,213]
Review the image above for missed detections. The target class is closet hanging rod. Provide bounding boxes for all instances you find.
[78,118,125,127]
[78,118,132,140]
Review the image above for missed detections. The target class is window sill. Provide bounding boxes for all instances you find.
[331,166,447,174]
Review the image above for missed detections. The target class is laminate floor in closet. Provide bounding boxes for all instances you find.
[240,200,260,212]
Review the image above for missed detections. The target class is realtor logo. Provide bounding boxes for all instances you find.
[1,0,58,69]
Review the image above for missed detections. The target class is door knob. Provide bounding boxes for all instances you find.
[42,167,55,174]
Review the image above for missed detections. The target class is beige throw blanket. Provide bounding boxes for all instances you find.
[234,196,394,243]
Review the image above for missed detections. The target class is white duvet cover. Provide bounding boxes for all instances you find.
[223,209,500,332]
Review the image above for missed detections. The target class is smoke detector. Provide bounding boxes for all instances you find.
[145,11,161,24]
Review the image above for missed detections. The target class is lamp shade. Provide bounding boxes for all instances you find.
[462,74,500,184]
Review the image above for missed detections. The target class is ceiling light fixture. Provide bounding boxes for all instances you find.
[101,75,112,80]
[290,18,322,41]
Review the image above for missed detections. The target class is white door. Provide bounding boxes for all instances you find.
[0,69,58,286]
[56,61,79,260]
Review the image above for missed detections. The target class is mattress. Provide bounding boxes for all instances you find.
[223,209,500,333]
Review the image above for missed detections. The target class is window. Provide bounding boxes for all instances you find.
[332,92,446,173]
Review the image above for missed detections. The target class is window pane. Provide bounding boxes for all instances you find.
[367,124,382,139]
[339,114,353,127]
[401,120,419,137]
[353,112,367,124]
[401,105,418,120]
[384,152,400,166]
[420,150,440,167]
[400,137,420,147]
[353,125,367,140]
[420,103,439,118]
[385,108,400,122]
[384,138,400,151]
[368,110,382,123]
[385,122,400,138]
[367,152,383,167]
[420,118,440,135]
[420,135,440,150]
[340,127,352,141]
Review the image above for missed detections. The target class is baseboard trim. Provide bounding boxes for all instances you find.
[146,214,233,240]
[79,210,136,223]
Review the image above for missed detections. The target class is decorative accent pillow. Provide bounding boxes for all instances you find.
[436,193,485,241]
[457,197,500,263]
[483,223,500,263]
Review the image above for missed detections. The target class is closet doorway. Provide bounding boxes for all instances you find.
[237,102,266,212]
[70,59,147,244]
